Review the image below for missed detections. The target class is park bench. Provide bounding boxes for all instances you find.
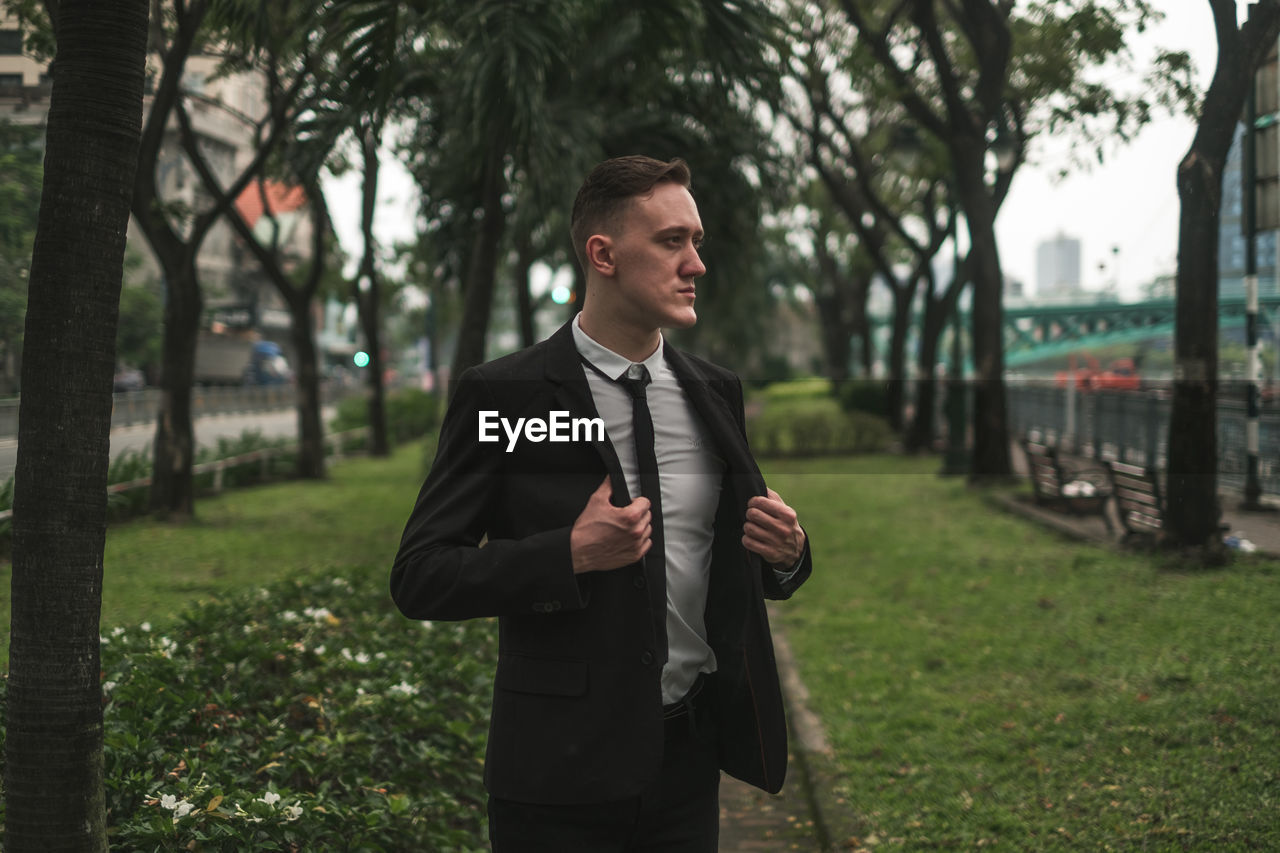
[1105,460,1165,544]
[1022,439,1112,528]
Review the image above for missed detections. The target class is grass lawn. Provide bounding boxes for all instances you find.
[765,454,1280,850]
[0,442,428,667]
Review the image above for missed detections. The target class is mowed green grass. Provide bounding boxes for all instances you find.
[0,443,427,666]
[764,455,1280,850]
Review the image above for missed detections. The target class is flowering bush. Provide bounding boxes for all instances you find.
[2,567,496,850]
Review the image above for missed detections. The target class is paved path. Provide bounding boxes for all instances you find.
[719,772,816,851]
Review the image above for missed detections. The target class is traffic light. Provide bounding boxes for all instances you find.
[353,351,370,368]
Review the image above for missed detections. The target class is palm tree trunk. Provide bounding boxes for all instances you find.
[357,124,389,455]
[4,2,148,850]
[451,150,508,387]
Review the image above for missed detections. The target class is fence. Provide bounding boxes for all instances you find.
[1007,382,1280,496]
[0,427,369,523]
[0,384,362,439]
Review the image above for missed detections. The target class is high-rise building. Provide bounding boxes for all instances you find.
[1221,123,1280,299]
[1035,232,1083,298]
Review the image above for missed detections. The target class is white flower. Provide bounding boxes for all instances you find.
[341,648,353,660]
[174,802,194,818]
[389,681,420,697]
[283,804,303,821]
[140,622,152,632]
[160,794,179,810]
[420,620,434,630]
[102,681,118,694]
[375,652,387,660]
[281,610,300,622]
[111,626,126,637]
[355,652,371,664]
[259,791,281,806]
[313,645,326,656]
[99,635,109,644]
[304,606,333,622]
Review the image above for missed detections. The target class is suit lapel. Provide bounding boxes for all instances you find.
[544,321,631,505]
[663,343,765,494]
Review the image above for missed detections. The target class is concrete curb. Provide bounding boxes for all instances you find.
[770,607,866,851]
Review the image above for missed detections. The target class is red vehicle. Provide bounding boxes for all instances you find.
[1054,355,1141,392]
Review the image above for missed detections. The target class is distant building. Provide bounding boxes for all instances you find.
[1220,122,1280,298]
[1035,232,1082,298]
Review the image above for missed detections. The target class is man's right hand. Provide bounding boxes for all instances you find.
[570,476,652,574]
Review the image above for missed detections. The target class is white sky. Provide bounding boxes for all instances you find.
[997,3,1220,300]
[325,2,1223,302]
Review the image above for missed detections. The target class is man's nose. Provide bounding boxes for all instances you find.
[682,248,706,278]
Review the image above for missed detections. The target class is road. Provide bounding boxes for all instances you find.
[0,407,334,483]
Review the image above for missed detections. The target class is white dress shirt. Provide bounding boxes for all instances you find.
[572,315,725,705]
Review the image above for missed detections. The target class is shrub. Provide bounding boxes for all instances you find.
[331,389,441,446]
[832,378,892,419]
[747,396,893,458]
[0,568,496,850]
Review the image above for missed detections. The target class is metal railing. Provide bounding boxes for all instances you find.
[1007,382,1280,496]
[0,427,369,523]
[0,384,359,439]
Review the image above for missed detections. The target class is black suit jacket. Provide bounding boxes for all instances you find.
[390,320,811,804]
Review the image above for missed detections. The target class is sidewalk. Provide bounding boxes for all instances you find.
[718,623,840,851]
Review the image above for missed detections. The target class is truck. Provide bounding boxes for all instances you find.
[195,331,291,386]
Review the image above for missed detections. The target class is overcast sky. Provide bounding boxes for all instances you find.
[996,4,1221,300]
[326,3,1224,303]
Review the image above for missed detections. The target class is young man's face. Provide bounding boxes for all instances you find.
[606,181,706,332]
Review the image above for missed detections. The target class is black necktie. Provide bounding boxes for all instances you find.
[617,365,665,579]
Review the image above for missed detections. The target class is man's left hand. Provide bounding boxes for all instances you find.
[742,488,806,569]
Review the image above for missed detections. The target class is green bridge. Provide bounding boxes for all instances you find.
[872,295,1280,369]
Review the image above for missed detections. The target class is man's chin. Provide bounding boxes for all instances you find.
[665,309,698,329]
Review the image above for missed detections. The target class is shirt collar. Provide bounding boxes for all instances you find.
[572,314,666,381]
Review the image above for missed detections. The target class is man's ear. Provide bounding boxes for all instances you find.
[585,235,616,278]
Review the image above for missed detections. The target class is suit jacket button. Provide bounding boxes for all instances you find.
[640,651,654,665]
[633,575,646,589]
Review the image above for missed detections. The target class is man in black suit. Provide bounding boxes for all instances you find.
[391,155,811,851]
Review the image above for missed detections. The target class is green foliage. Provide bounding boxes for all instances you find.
[771,454,1280,849]
[747,395,892,457]
[330,388,440,446]
[115,285,163,374]
[832,378,892,419]
[0,120,42,391]
[0,569,495,850]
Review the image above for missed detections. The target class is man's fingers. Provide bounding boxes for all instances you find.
[591,476,613,501]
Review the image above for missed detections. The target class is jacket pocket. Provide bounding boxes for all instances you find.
[496,654,589,697]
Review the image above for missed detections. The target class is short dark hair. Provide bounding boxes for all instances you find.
[570,156,692,273]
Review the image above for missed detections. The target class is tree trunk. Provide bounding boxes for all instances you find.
[4,2,148,850]
[885,285,915,432]
[515,231,536,349]
[150,259,200,517]
[1165,0,1280,548]
[356,124,389,455]
[451,150,508,388]
[955,150,1012,480]
[906,299,949,452]
[289,295,325,478]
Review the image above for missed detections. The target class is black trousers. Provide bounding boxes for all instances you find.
[487,688,720,852]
